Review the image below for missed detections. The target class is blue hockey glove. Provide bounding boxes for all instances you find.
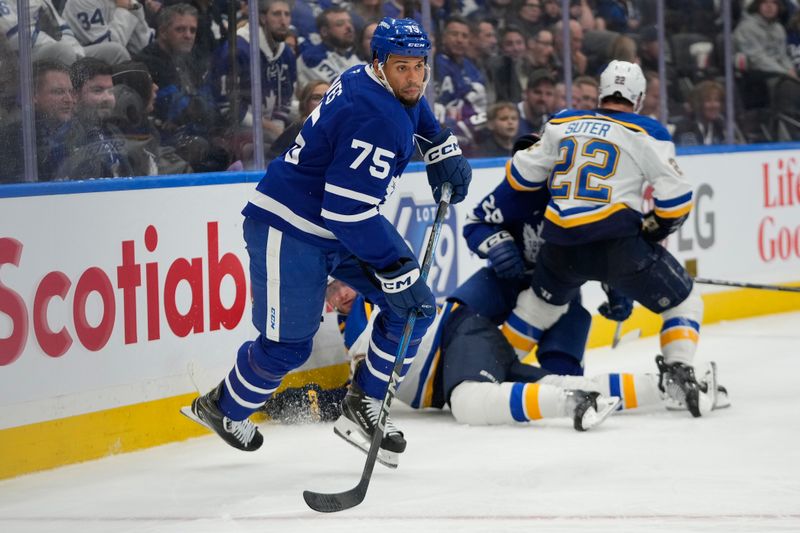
[642,210,688,242]
[484,232,526,279]
[415,128,472,205]
[375,259,436,318]
[598,284,633,322]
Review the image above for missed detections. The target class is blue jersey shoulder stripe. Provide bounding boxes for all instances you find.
[654,191,693,208]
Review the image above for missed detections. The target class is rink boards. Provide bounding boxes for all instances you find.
[1,143,799,478]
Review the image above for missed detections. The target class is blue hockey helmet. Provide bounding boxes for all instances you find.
[370,17,431,65]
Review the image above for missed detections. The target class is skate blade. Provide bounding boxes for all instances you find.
[333,419,399,469]
[580,396,621,431]
[180,405,211,431]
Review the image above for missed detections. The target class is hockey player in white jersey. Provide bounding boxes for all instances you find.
[499,60,716,417]
[181,18,472,468]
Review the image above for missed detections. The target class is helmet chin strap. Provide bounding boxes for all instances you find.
[375,61,396,97]
[374,56,431,105]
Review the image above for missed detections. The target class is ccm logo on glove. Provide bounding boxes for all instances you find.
[421,133,462,163]
[376,267,420,293]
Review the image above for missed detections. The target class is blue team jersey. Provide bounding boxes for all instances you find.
[242,64,440,270]
[463,170,551,267]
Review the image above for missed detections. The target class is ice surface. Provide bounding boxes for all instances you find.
[1,312,799,533]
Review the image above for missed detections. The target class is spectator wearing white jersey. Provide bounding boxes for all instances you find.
[296,6,360,86]
[0,0,86,64]
[64,0,154,63]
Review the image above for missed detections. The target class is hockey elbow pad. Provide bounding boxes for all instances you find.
[642,210,687,242]
[415,128,472,204]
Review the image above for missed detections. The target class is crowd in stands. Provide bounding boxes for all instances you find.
[1,0,799,183]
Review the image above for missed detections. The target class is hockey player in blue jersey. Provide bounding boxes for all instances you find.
[181,17,472,467]
[497,60,718,417]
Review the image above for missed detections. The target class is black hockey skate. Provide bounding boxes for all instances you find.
[656,355,712,418]
[333,379,406,469]
[665,360,728,412]
[180,383,264,451]
[566,390,621,431]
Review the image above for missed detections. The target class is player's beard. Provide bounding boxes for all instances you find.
[396,84,422,107]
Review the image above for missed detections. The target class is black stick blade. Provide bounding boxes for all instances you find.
[303,485,366,513]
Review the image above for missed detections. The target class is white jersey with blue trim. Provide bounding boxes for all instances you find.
[242,64,440,270]
[347,299,458,409]
[63,0,153,53]
[510,108,693,245]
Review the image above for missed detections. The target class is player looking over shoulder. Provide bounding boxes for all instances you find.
[499,60,719,417]
[181,17,472,468]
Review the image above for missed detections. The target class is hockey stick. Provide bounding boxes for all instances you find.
[611,321,623,348]
[693,277,800,293]
[303,183,453,513]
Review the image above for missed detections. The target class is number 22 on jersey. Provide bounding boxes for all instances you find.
[548,136,620,203]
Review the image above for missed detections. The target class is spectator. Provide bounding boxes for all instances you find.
[788,11,800,72]
[574,74,599,110]
[291,0,334,53]
[596,0,641,34]
[482,0,515,26]
[608,33,638,63]
[540,0,561,26]
[516,68,554,135]
[49,57,135,179]
[665,0,720,36]
[553,18,588,76]
[639,70,676,135]
[570,0,605,31]
[110,61,192,174]
[211,0,296,153]
[296,6,360,86]
[138,3,227,171]
[348,0,384,37]
[266,79,330,161]
[553,80,580,111]
[0,33,19,126]
[357,21,379,62]
[474,101,519,157]
[637,25,680,103]
[161,0,223,64]
[0,0,85,66]
[526,28,558,76]
[64,0,154,62]
[0,60,74,183]
[734,0,798,107]
[512,0,546,37]
[434,15,488,145]
[468,17,499,102]
[489,26,528,103]
[673,80,743,145]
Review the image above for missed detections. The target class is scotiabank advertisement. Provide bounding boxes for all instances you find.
[1,147,799,429]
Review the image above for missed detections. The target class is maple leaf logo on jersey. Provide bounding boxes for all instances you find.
[522,220,545,264]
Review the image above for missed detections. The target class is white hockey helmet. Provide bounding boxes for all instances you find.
[598,60,646,113]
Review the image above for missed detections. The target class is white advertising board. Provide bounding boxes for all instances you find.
[1,146,798,429]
